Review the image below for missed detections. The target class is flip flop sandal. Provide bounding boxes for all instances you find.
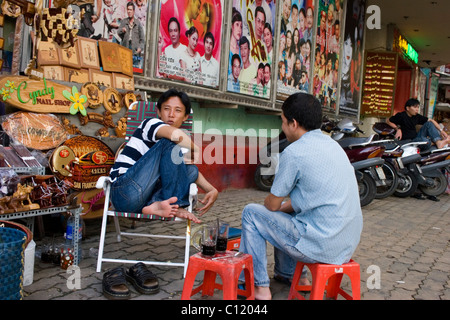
[126,262,160,294]
[102,267,131,300]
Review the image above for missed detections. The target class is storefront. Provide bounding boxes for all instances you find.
[0,0,375,191]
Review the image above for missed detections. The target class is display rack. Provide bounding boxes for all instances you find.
[0,204,83,265]
[0,166,46,175]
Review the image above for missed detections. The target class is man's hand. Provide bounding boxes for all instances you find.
[175,208,201,223]
[196,188,218,216]
[395,128,402,140]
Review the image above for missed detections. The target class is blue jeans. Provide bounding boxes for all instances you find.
[239,204,318,287]
[110,138,198,213]
[413,121,442,149]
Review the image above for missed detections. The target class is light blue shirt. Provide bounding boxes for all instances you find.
[271,129,363,264]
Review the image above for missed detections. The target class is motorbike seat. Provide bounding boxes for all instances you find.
[337,135,375,149]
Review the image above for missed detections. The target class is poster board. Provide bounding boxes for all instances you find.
[156,0,223,89]
[360,51,398,117]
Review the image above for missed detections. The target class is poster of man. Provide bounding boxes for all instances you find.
[74,0,149,73]
[338,0,366,117]
[227,0,276,99]
[311,0,343,112]
[277,0,314,99]
[157,0,223,88]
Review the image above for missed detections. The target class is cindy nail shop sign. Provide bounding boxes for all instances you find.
[0,76,87,115]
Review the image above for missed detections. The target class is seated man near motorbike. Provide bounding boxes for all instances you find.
[109,88,218,223]
[387,98,450,149]
[238,92,363,300]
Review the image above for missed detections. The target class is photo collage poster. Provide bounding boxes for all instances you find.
[157,0,223,88]
[338,0,366,117]
[311,0,343,112]
[277,0,315,99]
[227,0,276,99]
[82,0,149,73]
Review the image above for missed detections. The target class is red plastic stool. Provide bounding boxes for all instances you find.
[288,259,360,300]
[181,251,254,300]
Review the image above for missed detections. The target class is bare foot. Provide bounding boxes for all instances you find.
[299,277,311,286]
[174,207,201,223]
[436,138,450,149]
[254,286,272,300]
[142,197,178,218]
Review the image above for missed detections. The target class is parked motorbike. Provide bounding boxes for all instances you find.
[325,118,395,201]
[335,135,386,206]
[372,122,450,197]
[254,132,289,192]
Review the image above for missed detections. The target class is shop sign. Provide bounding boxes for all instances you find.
[0,76,74,113]
[394,32,418,64]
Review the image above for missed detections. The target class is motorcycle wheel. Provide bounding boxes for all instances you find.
[254,165,274,192]
[419,171,448,196]
[394,170,418,198]
[375,162,399,199]
[359,172,376,207]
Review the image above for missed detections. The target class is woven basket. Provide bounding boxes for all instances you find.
[0,227,27,300]
[0,220,33,246]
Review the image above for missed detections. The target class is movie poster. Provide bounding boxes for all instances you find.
[311,0,343,112]
[338,0,366,117]
[157,0,223,88]
[81,0,150,73]
[226,0,276,99]
[277,0,315,99]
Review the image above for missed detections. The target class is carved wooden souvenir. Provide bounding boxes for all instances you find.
[40,7,78,48]
[61,116,82,135]
[37,40,61,66]
[122,92,137,109]
[59,41,81,69]
[1,112,68,150]
[113,73,134,91]
[80,82,103,108]
[78,37,100,69]
[69,189,105,219]
[0,76,73,113]
[42,65,65,81]
[114,117,127,138]
[50,135,115,190]
[89,69,112,87]
[103,87,122,114]
[98,41,122,73]
[64,67,89,83]
[78,110,116,128]
[118,45,133,76]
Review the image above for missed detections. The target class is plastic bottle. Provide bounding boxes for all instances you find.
[64,215,82,265]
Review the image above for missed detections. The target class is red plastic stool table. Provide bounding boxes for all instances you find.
[181,251,254,300]
[288,259,360,300]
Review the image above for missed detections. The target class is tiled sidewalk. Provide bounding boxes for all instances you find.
[22,189,450,300]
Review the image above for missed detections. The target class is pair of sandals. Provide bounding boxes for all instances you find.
[102,262,160,300]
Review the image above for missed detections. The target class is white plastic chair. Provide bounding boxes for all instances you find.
[95,101,196,277]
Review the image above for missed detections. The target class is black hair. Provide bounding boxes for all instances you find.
[255,6,266,23]
[231,53,241,65]
[405,98,420,109]
[126,1,135,9]
[157,89,192,115]
[239,35,250,48]
[232,7,242,24]
[168,17,180,31]
[185,26,198,38]
[204,31,215,48]
[281,92,322,131]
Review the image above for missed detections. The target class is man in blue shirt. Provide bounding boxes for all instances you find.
[239,92,362,300]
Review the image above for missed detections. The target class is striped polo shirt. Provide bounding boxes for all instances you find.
[109,118,168,182]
